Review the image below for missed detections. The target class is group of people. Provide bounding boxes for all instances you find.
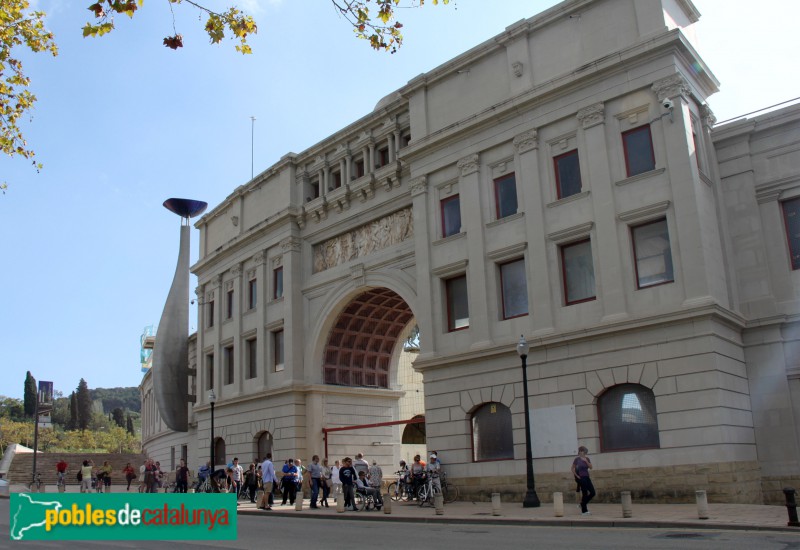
[395,451,442,500]
[59,459,115,493]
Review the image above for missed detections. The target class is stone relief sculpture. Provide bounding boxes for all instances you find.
[313,207,414,272]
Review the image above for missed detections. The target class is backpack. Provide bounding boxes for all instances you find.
[77,472,83,481]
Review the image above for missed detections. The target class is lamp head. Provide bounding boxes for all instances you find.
[207,389,216,403]
[517,335,529,357]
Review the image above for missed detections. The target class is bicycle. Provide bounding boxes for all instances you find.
[416,474,440,507]
[440,471,459,504]
[27,472,43,492]
[386,471,414,502]
[56,471,67,491]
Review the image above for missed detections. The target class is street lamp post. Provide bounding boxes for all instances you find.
[517,335,541,508]
[208,389,216,468]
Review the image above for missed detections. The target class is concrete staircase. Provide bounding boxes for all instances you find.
[6,452,145,487]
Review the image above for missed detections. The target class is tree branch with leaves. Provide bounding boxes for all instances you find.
[1,0,448,190]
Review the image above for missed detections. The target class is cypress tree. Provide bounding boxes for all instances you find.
[76,378,92,431]
[126,414,135,436]
[23,371,37,417]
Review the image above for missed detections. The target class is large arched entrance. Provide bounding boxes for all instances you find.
[323,288,415,388]
[320,287,425,464]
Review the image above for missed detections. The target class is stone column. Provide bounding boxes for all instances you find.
[368,142,376,173]
[281,236,303,383]
[212,274,223,396]
[411,176,437,356]
[458,153,491,348]
[514,129,554,335]
[339,158,347,189]
[344,152,352,183]
[253,251,268,390]
[195,285,206,403]
[392,130,401,160]
[231,263,244,397]
[577,102,628,322]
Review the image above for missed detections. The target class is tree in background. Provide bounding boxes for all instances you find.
[111,407,125,428]
[23,371,36,417]
[68,391,78,430]
[0,396,25,422]
[76,378,91,431]
[126,414,135,436]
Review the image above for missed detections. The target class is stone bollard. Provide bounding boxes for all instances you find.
[383,495,392,514]
[295,492,303,511]
[434,492,444,515]
[553,492,564,517]
[336,493,345,513]
[491,493,502,516]
[620,491,632,518]
[695,490,709,520]
[784,487,800,527]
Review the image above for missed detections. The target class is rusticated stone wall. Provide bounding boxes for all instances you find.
[761,476,800,505]
[450,461,764,504]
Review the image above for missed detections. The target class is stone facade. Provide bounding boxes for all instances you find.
[140,0,800,504]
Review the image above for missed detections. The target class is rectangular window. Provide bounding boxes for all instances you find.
[248,278,257,310]
[499,259,528,319]
[273,330,284,371]
[246,338,257,379]
[207,300,215,328]
[308,178,320,201]
[632,218,674,288]
[622,125,656,177]
[354,158,365,179]
[441,195,461,238]
[445,275,469,331]
[691,116,705,174]
[782,198,800,270]
[205,353,214,391]
[331,170,342,190]
[273,266,284,300]
[377,147,389,168]
[561,239,596,304]
[401,133,411,148]
[554,150,582,199]
[494,173,518,219]
[225,289,234,320]
[223,345,234,385]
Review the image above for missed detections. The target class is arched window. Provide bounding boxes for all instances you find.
[255,431,273,461]
[598,384,660,452]
[402,416,426,444]
[471,402,513,462]
[214,437,227,466]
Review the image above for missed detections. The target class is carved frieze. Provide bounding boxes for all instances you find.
[312,208,414,273]
[457,154,480,178]
[281,236,302,253]
[231,263,243,277]
[410,176,428,197]
[700,104,717,128]
[513,130,538,153]
[577,103,605,129]
[652,74,690,101]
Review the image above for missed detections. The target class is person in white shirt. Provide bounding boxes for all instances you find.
[331,459,342,502]
[259,453,276,510]
[230,457,244,498]
[354,452,369,478]
[426,452,442,492]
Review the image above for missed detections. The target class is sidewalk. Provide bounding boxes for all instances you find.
[4,483,799,533]
[238,495,800,533]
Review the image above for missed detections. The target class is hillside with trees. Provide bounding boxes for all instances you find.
[0,375,141,454]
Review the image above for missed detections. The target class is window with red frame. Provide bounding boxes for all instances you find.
[248,278,257,310]
[554,149,582,199]
[622,125,656,177]
[561,239,596,305]
[499,259,528,319]
[445,275,469,331]
[631,218,673,289]
[782,198,800,270]
[441,195,461,238]
[273,330,284,371]
[223,345,234,385]
[245,338,257,379]
[494,173,518,219]
[273,266,284,300]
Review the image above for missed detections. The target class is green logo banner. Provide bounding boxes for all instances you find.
[9,493,237,541]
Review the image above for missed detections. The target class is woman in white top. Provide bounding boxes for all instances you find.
[330,459,342,502]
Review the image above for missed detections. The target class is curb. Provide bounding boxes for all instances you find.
[236,507,800,533]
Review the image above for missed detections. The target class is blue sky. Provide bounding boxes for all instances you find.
[1,0,798,400]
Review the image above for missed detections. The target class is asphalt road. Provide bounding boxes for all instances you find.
[2,499,800,549]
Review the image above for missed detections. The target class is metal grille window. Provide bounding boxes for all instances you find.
[472,402,514,461]
[599,384,660,452]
